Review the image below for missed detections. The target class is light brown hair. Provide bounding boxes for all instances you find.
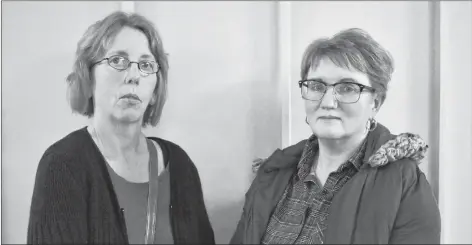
[66,11,169,127]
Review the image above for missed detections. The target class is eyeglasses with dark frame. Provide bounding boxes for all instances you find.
[93,55,160,75]
[298,79,376,104]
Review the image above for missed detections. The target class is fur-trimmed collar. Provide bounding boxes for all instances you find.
[252,123,428,173]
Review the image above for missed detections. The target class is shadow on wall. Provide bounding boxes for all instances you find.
[208,197,245,243]
[207,168,259,243]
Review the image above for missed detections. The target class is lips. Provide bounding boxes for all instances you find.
[319,116,341,120]
[120,93,142,102]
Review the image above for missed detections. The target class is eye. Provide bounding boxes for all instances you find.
[307,81,326,92]
[139,61,151,69]
[109,56,127,66]
[139,61,155,72]
[337,83,360,94]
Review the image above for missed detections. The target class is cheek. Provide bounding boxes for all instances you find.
[93,71,123,102]
[94,70,122,89]
[141,77,157,96]
[340,102,372,126]
[340,104,360,118]
[304,100,320,114]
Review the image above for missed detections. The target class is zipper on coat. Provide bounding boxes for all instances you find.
[120,208,130,244]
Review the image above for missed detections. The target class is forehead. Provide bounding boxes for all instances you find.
[306,58,371,86]
[106,27,152,59]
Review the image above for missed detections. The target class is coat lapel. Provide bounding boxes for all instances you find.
[324,124,399,244]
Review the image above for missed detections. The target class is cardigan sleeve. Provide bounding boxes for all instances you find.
[388,164,441,244]
[27,152,88,244]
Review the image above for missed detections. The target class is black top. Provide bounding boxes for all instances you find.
[27,127,215,244]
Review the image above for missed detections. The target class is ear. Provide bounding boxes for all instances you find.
[371,95,383,117]
[372,93,384,110]
[374,98,381,111]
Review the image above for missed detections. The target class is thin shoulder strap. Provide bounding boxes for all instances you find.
[147,139,159,171]
[144,139,159,244]
[148,137,169,168]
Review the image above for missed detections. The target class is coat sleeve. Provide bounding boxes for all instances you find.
[229,208,246,244]
[389,164,441,244]
[230,164,263,244]
[27,152,88,244]
[230,159,265,244]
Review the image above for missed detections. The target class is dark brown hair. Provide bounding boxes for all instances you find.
[300,28,394,105]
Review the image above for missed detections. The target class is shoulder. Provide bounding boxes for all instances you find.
[374,158,427,193]
[43,127,95,160]
[252,139,307,174]
[147,137,197,168]
[364,126,429,188]
[37,127,93,176]
[148,137,206,188]
[377,157,421,175]
[148,137,187,155]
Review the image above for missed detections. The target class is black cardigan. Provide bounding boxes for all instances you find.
[27,127,215,244]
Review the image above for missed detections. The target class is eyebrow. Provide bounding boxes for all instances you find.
[308,77,359,83]
[140,54,153,59]
[108,50,154,60]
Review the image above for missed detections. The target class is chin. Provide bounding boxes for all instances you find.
[312,124,346,139]
[112,112,142,124]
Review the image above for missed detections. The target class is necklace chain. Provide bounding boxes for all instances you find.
[92,126,125,164]
[91,125,151,174]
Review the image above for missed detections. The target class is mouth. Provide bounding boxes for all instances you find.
[119,93,142,102]
[318,116,341,120]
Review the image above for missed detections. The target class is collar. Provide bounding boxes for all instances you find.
[296,135,367,180]
[252,123,428,173]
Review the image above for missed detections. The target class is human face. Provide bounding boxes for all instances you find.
[92,27,157,125]
[304,58,378,139]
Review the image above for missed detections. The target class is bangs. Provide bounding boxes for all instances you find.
[304,49,369,78]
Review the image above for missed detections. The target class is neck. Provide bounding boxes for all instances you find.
[90,113,144,158]
[316,131,367,171]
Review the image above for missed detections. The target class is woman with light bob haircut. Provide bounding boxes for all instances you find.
[28,11,215,244]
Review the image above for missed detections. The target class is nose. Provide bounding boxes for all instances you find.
[124,63,140,85]
[319,86,338,109]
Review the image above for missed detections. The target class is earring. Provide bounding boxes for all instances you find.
[366,117,378,132]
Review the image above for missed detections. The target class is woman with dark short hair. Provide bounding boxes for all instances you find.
[231,28,440,244]
[27,11,215,244]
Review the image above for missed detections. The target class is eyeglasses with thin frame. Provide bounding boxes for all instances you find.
[93,55,160,75]
[298,79,376,104]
